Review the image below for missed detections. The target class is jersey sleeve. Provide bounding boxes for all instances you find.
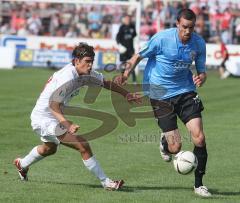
[49,79,74,104]
[89,70,104,86]
[139,34,160,58]
[195,38,206,73]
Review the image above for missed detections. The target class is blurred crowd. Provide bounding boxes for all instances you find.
[141,0,240,44]
[0,1,132,39]
[1,0,240,44]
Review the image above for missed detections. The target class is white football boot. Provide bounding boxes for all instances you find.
[14,158,29,181]
[160,134,172,162]
[194,186,212,197]
[102,178,124,191]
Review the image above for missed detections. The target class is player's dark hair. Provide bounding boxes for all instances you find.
[177,9,196,22]
[72,42,95,64]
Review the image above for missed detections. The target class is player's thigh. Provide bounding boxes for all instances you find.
[177,91,204,125]
[150,98,176,132]
[32,120,67,145]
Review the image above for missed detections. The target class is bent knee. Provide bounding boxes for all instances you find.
[192,133,206,147]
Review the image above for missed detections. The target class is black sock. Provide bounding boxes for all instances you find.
[193,145,208,188]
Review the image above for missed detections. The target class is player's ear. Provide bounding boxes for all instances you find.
[73,58,80,66]
[176,20,179,28]
[77,58,82,64]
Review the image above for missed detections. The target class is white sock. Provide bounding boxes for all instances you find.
[82,156,108,184]
[20,146,44,169]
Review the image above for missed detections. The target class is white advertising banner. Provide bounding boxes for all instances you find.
[206,44,240,66]
[0,47,15,69]
[206,44,240,76]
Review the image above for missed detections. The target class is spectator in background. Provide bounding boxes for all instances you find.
[101,6,113,38]
[88,6,102,38]
[216,36,230,79]
[27,13,42,35]
[116,14,137,84]
[220,7,233,44]
[189,0,202,16]
[235,19,240,44]
[140,17,154,41]
[200,6,211,42]
[65,25,78,38]
[0,22,14,34]
[49,13,61,36]
[178,0,189,10]
[195,15,205,36]
[73,7,88,38]
[17,23,29,36]
[11,10,26,34]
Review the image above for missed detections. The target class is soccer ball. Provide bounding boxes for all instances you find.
[173,151,198,175]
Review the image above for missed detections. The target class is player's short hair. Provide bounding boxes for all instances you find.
[177,9,196,22]
[72,42,95,61]
[122,13,131,18]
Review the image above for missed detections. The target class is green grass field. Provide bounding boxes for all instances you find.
[0,68,240,203]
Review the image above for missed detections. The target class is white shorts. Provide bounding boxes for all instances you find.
[31,119,67,145]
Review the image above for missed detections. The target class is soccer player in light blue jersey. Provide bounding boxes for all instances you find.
[115,9,211,197]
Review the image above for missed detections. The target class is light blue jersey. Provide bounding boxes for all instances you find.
[139,28,206,100]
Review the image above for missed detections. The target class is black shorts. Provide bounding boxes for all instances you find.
[150,91,204,132]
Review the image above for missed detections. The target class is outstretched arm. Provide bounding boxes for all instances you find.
[49,101,79,134]
[103,79,141,103]
[123,54,143,78]
[114,54,143,85]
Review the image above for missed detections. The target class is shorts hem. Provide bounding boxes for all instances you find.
[183,113,202,124]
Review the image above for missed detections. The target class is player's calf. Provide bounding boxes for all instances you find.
[37,143,58,156]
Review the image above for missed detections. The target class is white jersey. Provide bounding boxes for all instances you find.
[31,63,104,122]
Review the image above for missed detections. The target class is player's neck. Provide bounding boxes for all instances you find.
[179,35,190,45]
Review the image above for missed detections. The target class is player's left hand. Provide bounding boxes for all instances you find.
[125,92,142,104]
[68,123,80,134]
[113,74,128,86]
[193,73,207,87]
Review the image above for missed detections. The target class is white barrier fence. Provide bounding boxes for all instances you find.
[0,47,16,69]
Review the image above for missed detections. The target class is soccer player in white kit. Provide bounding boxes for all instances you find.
[14,42,141,190]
